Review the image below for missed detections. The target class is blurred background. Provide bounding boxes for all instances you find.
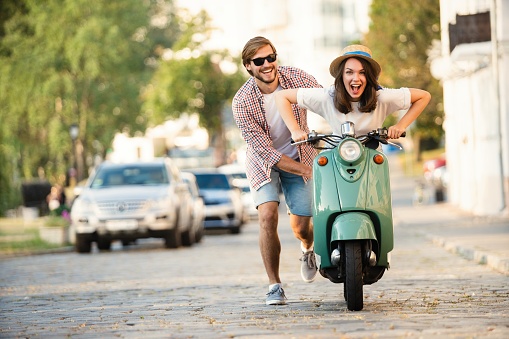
[0,0,507,221]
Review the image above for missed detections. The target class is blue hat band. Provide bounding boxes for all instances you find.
[344,51,372,59]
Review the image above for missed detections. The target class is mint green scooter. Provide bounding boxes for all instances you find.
[294,121,404,311]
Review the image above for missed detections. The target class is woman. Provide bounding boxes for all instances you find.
[275,45,431,142]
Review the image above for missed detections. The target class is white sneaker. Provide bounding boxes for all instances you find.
[300,250,317,283]
[266,284,287,305]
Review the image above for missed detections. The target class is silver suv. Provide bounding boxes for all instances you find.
[71,158,197,253]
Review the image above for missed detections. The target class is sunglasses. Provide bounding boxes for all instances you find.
[251,53,277,66]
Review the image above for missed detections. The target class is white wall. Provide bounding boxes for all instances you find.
[436,0,509,216]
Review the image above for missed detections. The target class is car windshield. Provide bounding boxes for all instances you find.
[194,174,230,190]
[229,172,247,180]
[90,165,169,188]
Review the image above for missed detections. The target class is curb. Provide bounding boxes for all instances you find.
[0,246,74,259]
[430,235,509,276]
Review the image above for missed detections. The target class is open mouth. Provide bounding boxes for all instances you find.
[351,84,361,95]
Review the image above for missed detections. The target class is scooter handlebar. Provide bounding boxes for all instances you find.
[291,129,406,149]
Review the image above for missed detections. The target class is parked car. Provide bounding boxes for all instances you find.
[186,168,245,234]
[218,164,257,220]
[181,172,205,243]
[423,156,447,202]
[70,158,195,253]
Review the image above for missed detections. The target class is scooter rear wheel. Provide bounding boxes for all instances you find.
[345,241,363,311]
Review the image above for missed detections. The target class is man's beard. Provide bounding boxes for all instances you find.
[254,68,276,84]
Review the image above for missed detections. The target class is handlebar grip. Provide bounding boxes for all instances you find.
[401,132,406,138]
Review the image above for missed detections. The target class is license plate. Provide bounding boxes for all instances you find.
[105,219,138,231]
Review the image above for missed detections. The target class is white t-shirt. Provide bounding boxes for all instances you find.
[297,86,411,136]
[264,86,299,159]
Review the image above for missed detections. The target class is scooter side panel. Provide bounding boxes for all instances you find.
[334,148,394,267]
[313,150,341,268]
[364,150,394,265]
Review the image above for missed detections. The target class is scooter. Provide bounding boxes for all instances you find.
[293,121,404,311]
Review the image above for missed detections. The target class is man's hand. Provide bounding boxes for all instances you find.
[291,129,308,143]
[276,154,312,179]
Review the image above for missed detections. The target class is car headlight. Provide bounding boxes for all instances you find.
[147,197,170,210]
[339,140,362,162]
[71,198,92,216]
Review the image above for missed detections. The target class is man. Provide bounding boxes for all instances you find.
[232,36,322,305]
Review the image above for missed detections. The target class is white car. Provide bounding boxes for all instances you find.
[71,158,195,253]
[181,172,205,242]
[218,164,258,220]
[187,168,245,234]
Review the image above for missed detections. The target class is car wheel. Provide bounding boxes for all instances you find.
[181,227,195,247]
[121,240,132,247]
[75,234,92,253]
[97,237,112,251]
[164,227,181,249]
[195,227,204,243]
[229,226,241,234]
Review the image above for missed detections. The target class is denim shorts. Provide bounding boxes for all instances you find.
[250,167,313,217]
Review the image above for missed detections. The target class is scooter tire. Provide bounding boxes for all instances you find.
[345,241,363,311]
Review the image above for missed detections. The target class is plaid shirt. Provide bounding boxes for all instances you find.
[232,66,322,190]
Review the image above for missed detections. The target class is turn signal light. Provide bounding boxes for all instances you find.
[373,154,384,164]
[317,156,328,166]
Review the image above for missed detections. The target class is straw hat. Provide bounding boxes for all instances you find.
[329,45,381,78]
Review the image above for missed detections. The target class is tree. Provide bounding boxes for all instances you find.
[0,1,248,215]
[0,0,184,214]
[142,9,247,165]
[364,0,444,160]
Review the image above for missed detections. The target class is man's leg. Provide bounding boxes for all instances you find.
[279,169,317,283]
[257,201,281,285]
[289,214,313,250]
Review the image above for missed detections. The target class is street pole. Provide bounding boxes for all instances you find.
[69,124,79,187]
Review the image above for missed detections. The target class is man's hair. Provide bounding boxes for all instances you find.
[333,57,380,114]
[241,36,277,76]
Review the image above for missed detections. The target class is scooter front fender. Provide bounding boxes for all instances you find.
[331,212,377,241]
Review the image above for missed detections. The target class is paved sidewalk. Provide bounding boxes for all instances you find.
[389,155,509,276]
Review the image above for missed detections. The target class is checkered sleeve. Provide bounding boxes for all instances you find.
[232,80,282,189]
[232,67,322,190]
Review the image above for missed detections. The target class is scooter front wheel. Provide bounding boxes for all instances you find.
[344,241,363,311]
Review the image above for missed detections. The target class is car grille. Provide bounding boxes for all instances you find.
[205,213,235,221]
[97,200,146,214]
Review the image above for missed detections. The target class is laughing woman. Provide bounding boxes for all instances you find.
[275,45,431,143]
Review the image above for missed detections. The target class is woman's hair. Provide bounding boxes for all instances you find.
[333,57,380,114]
[241,36,277,76]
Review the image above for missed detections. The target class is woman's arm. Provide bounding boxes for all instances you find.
[388,88,431,139]
[275,88,308,142]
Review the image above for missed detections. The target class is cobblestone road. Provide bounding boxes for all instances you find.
[1,211,508,338]
[1,156,508,338]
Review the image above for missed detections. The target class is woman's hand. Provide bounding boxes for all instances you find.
[392,88,431,138]
[387,125,406,139]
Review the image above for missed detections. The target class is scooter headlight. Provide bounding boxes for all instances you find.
[339,140,362,162]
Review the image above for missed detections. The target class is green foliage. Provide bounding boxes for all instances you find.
[143,50,246,133]
[44,215,71,228]
[364,0,444,143]
[0,0,183,214]
[0,226,63,253]
[142,10,247,134]
[0,1,248,215]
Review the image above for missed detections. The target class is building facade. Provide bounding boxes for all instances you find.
[432,0,509,215]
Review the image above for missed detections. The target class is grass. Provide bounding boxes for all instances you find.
[0,217,68,256]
